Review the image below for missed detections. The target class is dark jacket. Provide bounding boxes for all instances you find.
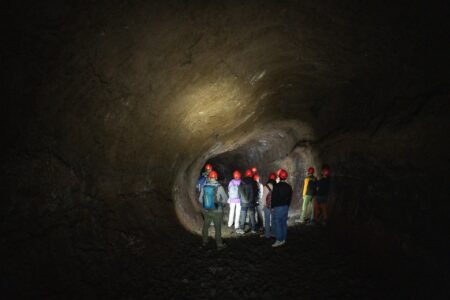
[316,177,330,197]
[239,177,255,207]
[271,181,293,208]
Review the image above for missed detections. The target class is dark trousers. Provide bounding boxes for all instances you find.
[202,210,224,247]
[239,205,256,231]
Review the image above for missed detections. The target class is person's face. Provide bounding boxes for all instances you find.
[276,177,280,183]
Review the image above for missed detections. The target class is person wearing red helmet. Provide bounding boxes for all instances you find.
[227,170,242,229]
[235,169,257,234]
[268,172,277,181]
[276,168,283,183]
[295,167,317,225]
[314,166,331,226]
[251,167,258,175]
[198,170,228,249]
[253,174,264,232]
[271,169,292,247]
[260,173,277,239]
[196,163,214,193]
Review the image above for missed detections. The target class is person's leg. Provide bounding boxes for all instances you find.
[202,212,212,245]
[256,205,264,229]
[300,195,310,222]
[213,211,224,247]
[308,197,315,222]
[248,206,256,231]
[264,207,271,238]
[313,199,320,224]
[234,203,241,229]
[239,206,248,230]
[228,203,235,227]
[281,205,289,241]
[272,207,282,241]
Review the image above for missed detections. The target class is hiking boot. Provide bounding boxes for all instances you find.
[250,230,257,234]
[294,219,303,224]
[235,229,245,234]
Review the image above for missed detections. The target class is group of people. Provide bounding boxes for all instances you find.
[196,163,330,250]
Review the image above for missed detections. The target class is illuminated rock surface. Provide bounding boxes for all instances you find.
[2,1,449,298]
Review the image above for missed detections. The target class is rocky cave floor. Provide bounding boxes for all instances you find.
[11,220,437,300]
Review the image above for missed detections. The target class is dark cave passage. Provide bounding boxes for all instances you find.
[2,0,450,299]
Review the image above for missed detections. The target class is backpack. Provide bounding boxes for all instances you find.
[229,184,239,199]
[197,176,207,192]
[203,185,219,209]
[265,184,273,208]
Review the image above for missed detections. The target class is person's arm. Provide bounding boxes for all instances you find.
[261,186,268,207]
[288,185,293,206]
[198,188,204,204]
[271,185,279,207]
[218,186,228,205]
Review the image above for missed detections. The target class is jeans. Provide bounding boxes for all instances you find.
[239,205,256,231]
[272,205,289,241]
[202,210,224,247]
[228,203,241,228]
[256,204,264,229]
[264,207,273,238]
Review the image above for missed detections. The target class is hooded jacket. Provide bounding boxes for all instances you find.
[227,179,241,204]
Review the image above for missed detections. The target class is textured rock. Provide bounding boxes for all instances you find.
[2,0,449,298]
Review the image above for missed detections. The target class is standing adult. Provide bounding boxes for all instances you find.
[271,169,293,247]
[253,174,264,232]
[197,163,213,194]
[236,169,256,234]
[314,167,330,226]
[260,172,277,239]
[296,167,317,224]
[227,170,242,230]
[198,170,228,249]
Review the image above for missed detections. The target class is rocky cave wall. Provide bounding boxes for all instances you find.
[2,0,449,291]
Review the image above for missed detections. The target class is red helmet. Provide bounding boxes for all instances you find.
[322,168,330,177]
[251,167,257,174]
[205,163,213,171]
[208,170,218,179]
[268,172,277,181]
[253,174,260,181]
[244,169,253,177]
[278,169,288,180]
[276,168,283,176]
[307,167,315,175]
[233,170,241,180]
